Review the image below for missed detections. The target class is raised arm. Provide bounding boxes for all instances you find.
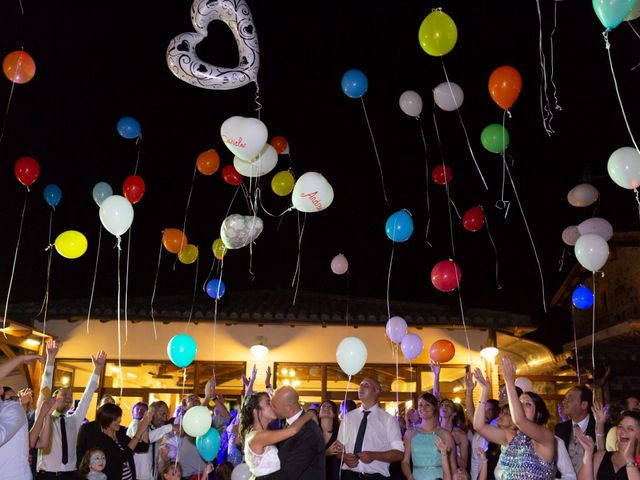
[37,340,59,410]
[249,410,315,453]
[435,435,453,480]
[464,371,477,430]
[576,426,598,480]
[71,350,106,421]
[30,397,59,448]
[432,361,442,401]
[472,368,508,446]
[0,354,42,380]
[591,400,608,452]
[242,364,257,398]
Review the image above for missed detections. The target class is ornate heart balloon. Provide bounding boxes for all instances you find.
[220,116,268,160]
[220,214,264,249]
[292,172,334,213]
[166,0,259,90]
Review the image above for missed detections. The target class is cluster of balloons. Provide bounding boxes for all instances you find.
[182,403,221,462]
[3,50,35,84]
[385,316,424,361]
[398,82,464,119]
[593,0,637,30]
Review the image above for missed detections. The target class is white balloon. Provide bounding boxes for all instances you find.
[433,82,464,111]
[182,405,211,437]
[220,214,264,249]
[567,183,599,207]
[233,144,278,177]
[99,195,134,237]
[578,217,613,241]
[231,463,251,480]
[399,90,423,117]
[166,0,259,91]
[220,116,268,161]
[607,146,640,190]
[561,226,580,246]
[291,172,334,213]
[336,336,368,376]
[575,233,609,272]
[515,377,533,392]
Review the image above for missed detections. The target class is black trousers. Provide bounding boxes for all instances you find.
[341,471,388,479]
[36,472,79,480]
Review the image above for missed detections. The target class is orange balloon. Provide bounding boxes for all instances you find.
[270,136,288,154]
[162,228,188,254]
[3,51,36,84]
[488,66,522,110]
[429,339,455,363]
[196,149,220,175]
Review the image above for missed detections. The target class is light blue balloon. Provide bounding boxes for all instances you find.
[196,427,221,462]
[341,69,368,98]
[43,184,62,207]
[593,0,635,30]
[385,210,414,242]
[572,285,594,310]
[206,279,226,299]
[92,182,113,207]
[167,334,197,368]
[116,116,141,139]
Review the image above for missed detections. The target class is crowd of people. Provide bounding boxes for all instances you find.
[1,340,639,480]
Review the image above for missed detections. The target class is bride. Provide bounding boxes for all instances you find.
[239,392,315,479]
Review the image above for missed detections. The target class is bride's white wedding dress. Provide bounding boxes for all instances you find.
[244,431,281,478]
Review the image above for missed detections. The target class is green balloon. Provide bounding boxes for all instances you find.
[480,124,510,154]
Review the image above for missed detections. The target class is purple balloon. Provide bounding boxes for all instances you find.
[401,333,424,361]
[385,316,407,344]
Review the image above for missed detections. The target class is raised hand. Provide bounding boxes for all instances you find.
[473,368,490,390]
[265,366,272,386]
[91,350,107,371]
[45,340,60,359]
[431,360,441,377]
[623,437,637,462]
[464,371,476,392]
[501,356,516,385]
[575,426,595,454]
[592,399,608,425]
[434,435,450,455]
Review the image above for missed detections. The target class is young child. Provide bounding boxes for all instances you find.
[78,448,107,480]
[161,462,182,480]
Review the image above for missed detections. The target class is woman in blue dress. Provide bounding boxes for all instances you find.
[402,392,457,480]
[472,356,555,480]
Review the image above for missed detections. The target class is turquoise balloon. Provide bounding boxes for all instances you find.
[593,0,635,30]
[385,210,414,242]
[196,427,221,462]
[167,334,197,368]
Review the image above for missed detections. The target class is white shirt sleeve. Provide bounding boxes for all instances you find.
[555,435,577,480]
[0,402,27,447]
[149,424,173,443]
[386,413,404,452]
[70,372,99,423]
[36,365,54,411]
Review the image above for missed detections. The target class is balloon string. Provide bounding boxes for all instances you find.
[449,198,462,219]
[634,189,640,224]
[291,212,307,305]
[481,206,503,289]
[258,188,294,218]
[455,269,472,365]
[360,97,389,205]
[558,246,566,272]
[184,256,199,333]
[181,164,198,239]
[174,367,187,471]
[431,108,456,258]
[87,225,103,334]
[117,239,123,398]
[247,186,262,279]
[535,0,555,135]
[133,135,143,175]
[124,225,133,345]
[418,120,433,247]
[550,0,562,113]
[42,210,54,337]
[240,183,254,215]
[3,191,28,336]
[386,242,395,320]
[496,110,511,216]
[254,82,262,120]
[0,79,16,145]
[338,376,351,480]
[149,235,163,341]
[440,59,488,190]
[212,258,223,367]
[18,0,24,15]
[503,157,547,312]
[604,32,640,154]
[203,258,218,293]
[591,272,596,388]
[571,305,581,382]
[345,272,351,328]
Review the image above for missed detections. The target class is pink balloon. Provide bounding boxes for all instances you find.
[385,316,407,344]
[401,333,424,360]
[567,184,599,207]
[561,226,580,246]
[578,217,613,241]
[330,253,349,275]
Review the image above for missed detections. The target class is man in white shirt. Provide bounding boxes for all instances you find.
[36,340,106,480]
[333,377,404,479]
[128,400,173,480]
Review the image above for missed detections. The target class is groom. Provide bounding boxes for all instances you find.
[271,386,325,479]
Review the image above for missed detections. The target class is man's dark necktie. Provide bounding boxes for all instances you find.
[60,415,69,465]
[353,411,370,454]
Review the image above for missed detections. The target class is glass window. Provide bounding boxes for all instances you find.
[54,360,94,389]
[196,362,245,392]
[420,365,468,402]
[103,362,195,390]
[275,364,323,391]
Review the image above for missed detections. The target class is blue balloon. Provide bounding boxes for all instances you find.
[593,0,635,30]
[572,285,594,310]
[167,334,197,368]
[341,69,368,99]
[385,210,414,242]
[92,182,113,207]
[116,116,141,139]
[206,279,226,299]
[196,427,221,462]
[43,184,62,207]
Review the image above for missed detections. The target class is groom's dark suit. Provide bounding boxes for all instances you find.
[277,419,325,480]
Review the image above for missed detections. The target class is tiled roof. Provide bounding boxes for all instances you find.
[9,289,533,330]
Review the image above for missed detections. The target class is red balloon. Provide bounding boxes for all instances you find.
[270,135,289,154]
[431,259,461,292]
[430,339,455,363]
[488,66,522,110]
[462,206,484,232]
[3,51,36,84]
[14,156,40,187]
[123,175,145,204]
[431,164,452,185]
[222,165,243,185]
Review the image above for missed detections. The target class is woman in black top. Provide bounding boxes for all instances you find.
[319,400,341,480]
[95,403,151,480]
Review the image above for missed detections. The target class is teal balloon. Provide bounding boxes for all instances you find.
[593,0,635,30]
[480,124,510,154]
[196,428,221,462]
[167,334,197,368]
[385,210,414,242]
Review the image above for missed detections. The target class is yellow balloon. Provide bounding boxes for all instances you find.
[212,238,227,260]
[418,10,458,57]
[271,170,295,196]
[54,230,88,259]
[178,244,199,264]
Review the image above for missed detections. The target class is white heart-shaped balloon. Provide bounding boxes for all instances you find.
[220,214,264,249]
[221,116,268,161]
[291,172,334,213]
[233,144,278,178]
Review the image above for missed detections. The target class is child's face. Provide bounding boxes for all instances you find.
[164,465,182,480]
[90,452,106,471]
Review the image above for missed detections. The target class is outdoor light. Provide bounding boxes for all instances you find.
[250,343,269,359]
[479,346,499,362]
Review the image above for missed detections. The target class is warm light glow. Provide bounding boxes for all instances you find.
[289,369,296,377]
[283,379,290,386]
[480,346,499,362]
[293,380,301,387]
[405,400,413,408]
[453,386,463,393]
[61,376,70,386]
[249,344,269,359]
[281,368,288,376]
[453,397,461,404]
[108,365,120,373]
[25,338,40,346]
[126,372,137,378]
